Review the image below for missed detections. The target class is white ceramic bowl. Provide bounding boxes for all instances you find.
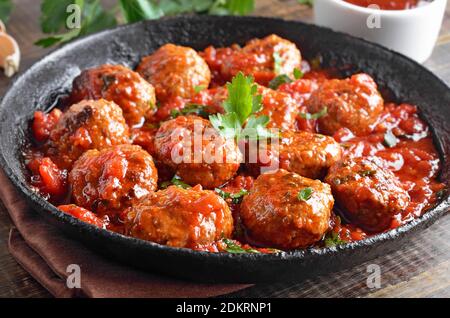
[314,0,447,63]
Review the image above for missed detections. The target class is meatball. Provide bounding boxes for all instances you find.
[69,64,157,127]
[124,185,233,249]
[221,34,302,86]
[136,44,211,102]
[325,157,410,232]
[307,73,384,136]
[48,99,130,169]
[256,85,299,130]
[248,131,342,179]
[69,145,158,220]
[154,115,242,189]
[241,169,334,249]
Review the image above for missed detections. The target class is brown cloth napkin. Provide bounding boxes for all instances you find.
[0,169,251,298]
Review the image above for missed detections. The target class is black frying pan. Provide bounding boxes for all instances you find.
[0,16,449,283]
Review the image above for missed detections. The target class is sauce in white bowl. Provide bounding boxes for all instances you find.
[314,0,447,63]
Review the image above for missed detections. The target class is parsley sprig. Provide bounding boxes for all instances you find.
[34,0,256,48]
[222,238,260,254]
[299,107,328,120]
[209,72,275,141]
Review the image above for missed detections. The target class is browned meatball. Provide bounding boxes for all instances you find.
[220,34,302,86]
[124,185,233,249]
[136,44,211,102]
[307,73,384,136]
[248,131,342,179]
[256,85,299,130]
[240,169,334,249]
[48,99,130,169]
[69,145,158,220]
[154,115,242,189]
[69,64,156,127]
[325,157,410,232]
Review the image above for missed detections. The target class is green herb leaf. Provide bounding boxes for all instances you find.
[40,0,74,34]
[383,130,399,148]
[171,104,212,119]
[160,175,191,189]
[209,0,255,15]
[222,238,260,254]
[324,232,347,247]
[298,187,314,201]
[0,0,13,23]
[299,107,328,120]
[297,0,314,7]
[215,188,249,204]
[222,72,260,124]
[36,0,117,48]
[293,68,304,79]
[269,74,293,90]
[119,0,163,23]
[210,72,272,141]
[194,84,207,93]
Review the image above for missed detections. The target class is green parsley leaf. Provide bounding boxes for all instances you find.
[324,232,347,247]
[36,0,117,48]
[209,0,255,16]
[194,85,207,93]
[293,68,304,79]
[209,72,273,141]
[160,175,191,189]
[269,74,293,90]
[297,0,314,7]
[222,238,260,254]
[215,188,249,204]
[0,0,13,23]
[383,130,399,148]
[119,0,163,23]
[171,104,211,119]
[299,107,328,120]
[298,187,314,201]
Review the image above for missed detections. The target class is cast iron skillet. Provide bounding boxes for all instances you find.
[0,16,449,283]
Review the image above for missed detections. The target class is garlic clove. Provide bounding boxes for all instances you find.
[0,32,20,77]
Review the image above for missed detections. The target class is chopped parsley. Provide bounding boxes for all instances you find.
[269,74,293,90]
[160,175,191,190]
[222,238,260,254]
[171,104,211,119]
[299,107,328,120]
[298,187,314,201]
[324,232,347,247]
[194,85,207,94]
[215,188,249,204]
[293,67,304,79]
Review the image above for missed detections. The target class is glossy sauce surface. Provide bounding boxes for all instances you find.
[24,36,445,253]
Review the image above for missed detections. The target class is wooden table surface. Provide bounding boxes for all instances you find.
[0,0,449,298]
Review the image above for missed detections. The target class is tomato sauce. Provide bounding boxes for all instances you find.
[24,50,446,252]
[344,0,423,10]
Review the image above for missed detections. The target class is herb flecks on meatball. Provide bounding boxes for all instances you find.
[325,157,410,232]
[70,64,157,127]
[124,185,233,248]
[241,169,334,249]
